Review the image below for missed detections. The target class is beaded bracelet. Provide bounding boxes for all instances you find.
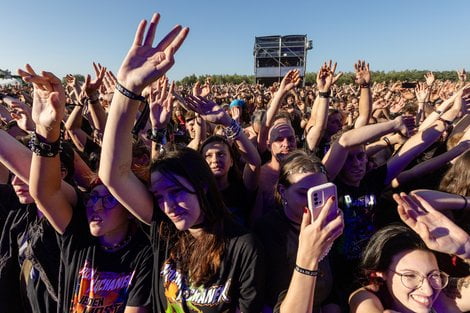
[295,265,319,277]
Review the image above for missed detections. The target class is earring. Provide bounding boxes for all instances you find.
[282,198,288,209]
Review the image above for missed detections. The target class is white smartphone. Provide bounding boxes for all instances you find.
[307,182,338,222]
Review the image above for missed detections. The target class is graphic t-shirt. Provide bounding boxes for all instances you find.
[330,165,387,308]
[57,204,152,313]
[151,212,265,313]
[333,165,387,262]
[0,196,59,313]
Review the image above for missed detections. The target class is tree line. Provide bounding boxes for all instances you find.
[177,70,465,86]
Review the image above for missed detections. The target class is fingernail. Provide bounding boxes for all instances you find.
[332,196,336,201]
[304,207,308,214]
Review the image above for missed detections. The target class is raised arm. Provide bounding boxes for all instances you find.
[279,198,343,313]
[99,13,189,224]
[323,116,407,181]
[82,62,107,133]
[18,65,76,234]
[408,189,469,212]
[147,76,174,161]
[258,70,301,153]
[184,95,261,191]
[391,137,469,188]
[353,60,372,128]
[305,61,338,150]
[385,118,449,185]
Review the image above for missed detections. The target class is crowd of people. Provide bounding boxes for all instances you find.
[0,11,469,313]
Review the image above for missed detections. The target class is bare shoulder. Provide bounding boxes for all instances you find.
[349,286,384,313]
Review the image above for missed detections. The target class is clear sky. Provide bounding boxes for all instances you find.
[1,0,469,81]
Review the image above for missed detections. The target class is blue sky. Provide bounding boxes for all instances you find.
[1,0,469,81]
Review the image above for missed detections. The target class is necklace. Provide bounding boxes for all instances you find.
[100,234,132,252]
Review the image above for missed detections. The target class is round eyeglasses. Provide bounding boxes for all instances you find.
[389,269,449,290]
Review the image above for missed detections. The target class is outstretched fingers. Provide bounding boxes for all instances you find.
[143,13,160,46]
[154,24,185,52]
[133,19,148,47]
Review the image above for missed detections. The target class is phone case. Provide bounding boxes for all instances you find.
[307,182,338,222]
[307,182,338,261]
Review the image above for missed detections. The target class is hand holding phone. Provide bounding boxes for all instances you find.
[307,182,338,223]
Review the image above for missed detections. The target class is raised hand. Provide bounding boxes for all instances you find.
[414,82,429,103]
[316,60,338,93]
[183,95,231,126]
[457,68,467,82]
[389,97,406,114]
[7,98,34,132]
[297,197,344,268]
[17,64,65,136]
[424,72,435,87]
[65,74,78,88]
[82,62,106,98]
[103,70,118,94]
[279,69,301,94]
[148,76,174,129]
[192,78,211,97]
[117,13,189,94]
[354,60,371,85]
[393,193,470,259]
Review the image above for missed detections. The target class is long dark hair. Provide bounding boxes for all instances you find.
[150,147,231,286]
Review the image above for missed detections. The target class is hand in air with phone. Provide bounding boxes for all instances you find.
[295,183,344,271]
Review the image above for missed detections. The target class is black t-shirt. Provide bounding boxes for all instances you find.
[220,180,256,227]
[254,208,334,312]
[333,164,387,262]
[57,203,152,313]
[151,211,265,313]
[0,203,60,313]
[0,183,21,231]
[330,164,387,307]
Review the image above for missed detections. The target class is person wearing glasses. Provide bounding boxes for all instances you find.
[349,193,470,313]
[18,64,153,313]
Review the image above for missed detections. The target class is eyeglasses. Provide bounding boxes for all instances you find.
[389,269,449,290]
[86,192,119,210]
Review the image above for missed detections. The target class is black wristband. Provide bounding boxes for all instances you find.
[318,91,330,98]
[360,83,370,88]
[146,127,168,144]
[115,82,146,102]
[437,117,453,128]
[295,265,318,277]
[29,129,64,157]
[383,136,392,148]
